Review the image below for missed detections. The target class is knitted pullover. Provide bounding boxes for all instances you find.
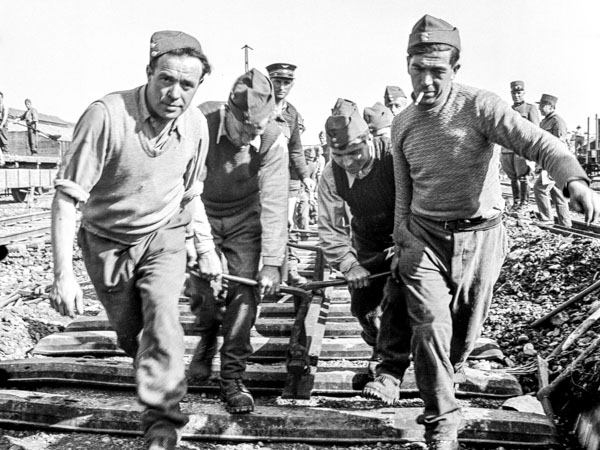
[391,83,588,243]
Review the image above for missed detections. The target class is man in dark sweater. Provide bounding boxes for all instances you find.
[188,68,289,414]
[391,15,599,450]
[318,98,411,405]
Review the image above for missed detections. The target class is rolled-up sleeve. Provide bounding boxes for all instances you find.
[259,132,289,266]
[54,102,109,203]
[317,164,358,273]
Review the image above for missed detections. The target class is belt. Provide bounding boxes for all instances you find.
[425,214,502,232]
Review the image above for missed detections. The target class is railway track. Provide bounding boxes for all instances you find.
[0,232,562,448]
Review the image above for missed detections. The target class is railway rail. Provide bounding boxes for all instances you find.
[0,232,563,448]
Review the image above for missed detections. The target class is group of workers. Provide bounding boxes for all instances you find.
[47,14,600,450]
[0,94,39,165]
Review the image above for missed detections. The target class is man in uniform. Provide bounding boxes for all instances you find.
[266,62,314,286]
[19,98,39,154]
[500,81,539,210]
[318,98,411,405]
[188,68,289,414]
[534,93,572,226]
[391,15,599,449]
[50,31,213,450]
[364,102,393,139]
[384,86,407,116]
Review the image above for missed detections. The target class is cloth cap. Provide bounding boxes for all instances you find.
[363,102,393,131]
[149,30,203,62]
[228,68,275,123]
[537,93,558,107]
[266,63,297,79]
[384,86,406,104]
[408,14,461,52]
[325,98,369,150]
[510,81,525,92]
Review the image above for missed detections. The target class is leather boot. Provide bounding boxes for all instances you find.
[220,378,254,413]
[362,373,401,406]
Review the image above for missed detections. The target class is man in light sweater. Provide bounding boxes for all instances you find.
[188,68,288,414]
[391,15,600,450]
[50,31,213,450]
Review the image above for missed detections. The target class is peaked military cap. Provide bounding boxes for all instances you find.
[324,98,369,150]
[363,102,393,131]
[408,14,461,52]
[149,30,203,62]
[228,68,275,123]
[510,81,525,92]
[266,63,297,79]
[536,93,558,107]
[384,86,406,104]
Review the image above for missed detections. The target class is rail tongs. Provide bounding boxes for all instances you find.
[190,270,390,397]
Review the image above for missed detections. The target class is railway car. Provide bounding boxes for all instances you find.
[0,108,73,202]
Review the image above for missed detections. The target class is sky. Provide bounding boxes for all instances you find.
[2,0,600,144]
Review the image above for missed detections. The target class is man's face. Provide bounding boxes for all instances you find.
[226,112,270,148]
[146,53,204,121]
[24,100,31,109]
[511,90,524,104]
[331,139,371,175]
[386,98,407,116]
[407,50,459,108]
[319,133,326,145]
[538,102,553,117]
[271,77,294,101]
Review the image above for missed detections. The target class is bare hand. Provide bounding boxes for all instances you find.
[302,177,316,192]
[344,264,371,289]
[258,265,281,296]
[568,180,600,224]
[49,273,84,318]
[390,253,402,284]
[197,249,223,281]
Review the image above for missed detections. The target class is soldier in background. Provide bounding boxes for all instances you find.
[534,93,572,226]
[500,81,539,210]
[364,102,393,139]
[266,63,315,286]
[383,85,407,116]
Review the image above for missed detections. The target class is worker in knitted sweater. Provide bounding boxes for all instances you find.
[391,15,600,450]
[187,68,289,415]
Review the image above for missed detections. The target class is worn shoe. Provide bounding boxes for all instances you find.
[147,436,177,450]
[362,373,401,405]
[427,440,460,450]
[189,333,218,383]
[287,269,307,287]
[220,378,254,413]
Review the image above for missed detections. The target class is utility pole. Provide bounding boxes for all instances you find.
[241,44,253,72]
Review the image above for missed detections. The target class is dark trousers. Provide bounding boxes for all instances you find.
[26,124,37,153]
[397,215,506,442]
[189,204,262,379]
[500,152,531,205]
[79,210,190,436]
[351,233,411,380]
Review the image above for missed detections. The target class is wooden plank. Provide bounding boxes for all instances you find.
[0,359,523,398]
[0,390,559,446]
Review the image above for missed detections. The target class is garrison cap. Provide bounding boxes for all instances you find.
[408,14,461,52]
[325,98,369,150]
[149,30,203,62]
[266,63,297,79]
[510,81,525,92]
[536,93,558,107]
[228,68,275,123]
[363,102,393,131]
[384,86,406,105]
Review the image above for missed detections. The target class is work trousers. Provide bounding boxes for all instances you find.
[79,210,190,437]
[533,174,572,226]
[26,124,37,153]
[396,214,506,442]
[500,152,531,205]
[351,233,411,380]
[189,204,262,380]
